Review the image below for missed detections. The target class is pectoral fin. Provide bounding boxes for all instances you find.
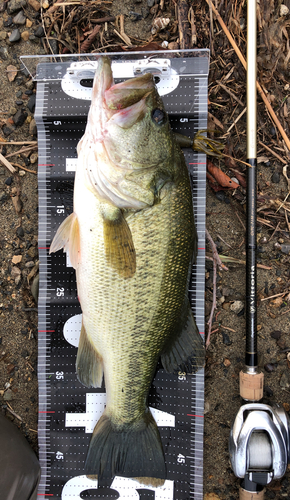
[102,204,136,279]
[76,322,103,388]
[49,212,80,269]
[161,298,204,374]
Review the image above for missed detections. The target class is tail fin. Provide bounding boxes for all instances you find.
[85,409,166,487]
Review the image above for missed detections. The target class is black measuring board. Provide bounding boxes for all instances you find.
[34,51,209,500]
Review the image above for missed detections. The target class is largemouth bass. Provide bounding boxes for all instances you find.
[50,56,204,487]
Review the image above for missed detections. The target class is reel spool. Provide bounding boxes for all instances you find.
[229,403,290,494]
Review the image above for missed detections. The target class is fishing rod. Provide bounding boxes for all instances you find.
[229,0,290,498]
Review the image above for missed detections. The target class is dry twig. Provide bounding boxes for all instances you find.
[205,229,228,348]
[0,152,16,174]
[205,0,290,152]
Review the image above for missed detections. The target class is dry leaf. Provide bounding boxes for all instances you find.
[12,255,22,264]
[207,161,239,189]
[271,297,284,308]
[6,65,18,82]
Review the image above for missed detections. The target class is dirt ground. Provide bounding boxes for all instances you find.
[1,0,290,499]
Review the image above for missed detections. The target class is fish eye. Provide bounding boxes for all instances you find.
[152,108,166,125]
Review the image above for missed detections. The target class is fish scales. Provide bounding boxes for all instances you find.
[50,56,204,487]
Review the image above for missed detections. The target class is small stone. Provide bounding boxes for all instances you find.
[42,0,49,7]
[230,300,244,314]
[21,30,30,41]
[280,370,290,389]
[277,338,286,349]
[11,266,21,279]
[271,171,280,184]
[19,170,26,176]
[16,100,23,105]
[215,190,227,202]
[129,11,142,21]
[270,330,282,340]
[4,16,13,26]
[25,79,34,90]
[34,25,44,37]
[3,124,16,136]
[25,261,35,268]
[28,0,40,11]
[0,31,7,40]
[147,0,154,6]
[13,109,28,126]
[29,153,38,165]
[7,363,15,374]
[15,274,21,285]
[9,28,21,42]
[12,254,22,264]
[222,302,231,311]
[29,119,37,136]
[221,331,232,346]
[168,42,179,50]
[47,38,58,54]
[29,34,39,44]
[26,18,32,28]
[5,176,13,186]
[0,191,8,202]
[7,0,27,14]
[10,106,17,115]
[3,389,13,401]
[161,40,168,48]
[280,4,289,16]
[13,9,26,24]
[27,246,37,258]
[264,363,276,373]
[270,126,277,138]
[0,46,9,59]
[264,386,274,397]
[16,226,24,237]
[223,358,231,367]
[27,94,36,112]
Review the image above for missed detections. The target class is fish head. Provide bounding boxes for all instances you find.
[104,73,174,170]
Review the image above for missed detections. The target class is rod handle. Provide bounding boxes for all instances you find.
[240,487,265,499]
[240,370,264,401]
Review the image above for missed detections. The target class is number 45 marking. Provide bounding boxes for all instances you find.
[61,475,174,499]
[177,453,186,464]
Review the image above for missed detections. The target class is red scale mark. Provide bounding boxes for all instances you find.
[38,494,54,497]
[39,411,55,414]
[198,247,205,250]
[188,162,207,165]
[187,414,204,418]
[38,164,55,167]
[38,330,55,333]
[38,247,50,250]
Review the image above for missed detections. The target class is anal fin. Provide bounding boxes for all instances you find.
[161,298,204,374]
[76,322,103,388]
[49,212,80,269]
[102,204,136,279]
